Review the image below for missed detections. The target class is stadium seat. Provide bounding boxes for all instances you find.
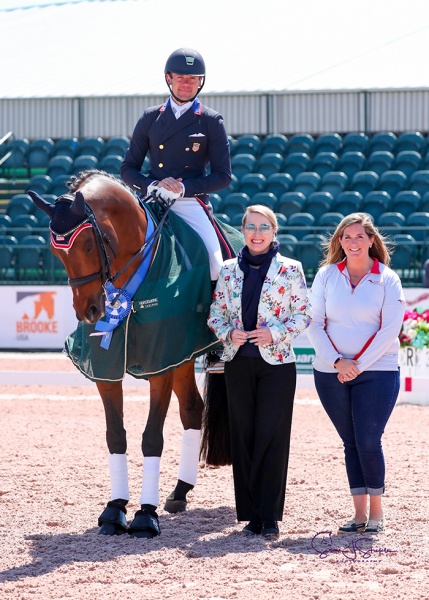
[0,243,15,279]
[406,212,429,241]
[377,170,407,197]
[395,131,425,154]
[377,211,406,228]
[255,153,284,178]
[47,155,73,179]
[26,174,53,195]
[350,171,379,196]
[419,191,429,213]
[276,192,306,218]
[209,193,222,212]
[391,191,421,219]
[214,213,232,225]
[251,192,277,210]
[12,214,39,229]
[365,151,394,176]
[303,192,333,222]
[265,173,293,197]
[295,234,325,276]
[6,193,34,216]
[310,152,339,177]
[26,138,55,169]
[217,173,239,200]
[274,212,288,230]
[337,151,366,179]
[313,133,342,155]
[8,222,32,242]
[277,233,298,258]
[260,134,288,155]
[219,192,251,220]
[238,173,266,196]
[367,132,397,154]
[391,233,418,275]
[283,152,311,179]
[340,132,369,155]
[72,154,98,175]
[104,136,130,157]
[42,251,67,282]
[319,171,348,198]
[292,172,321,197]
[408,170,429,197]
[332,191,363,215]
[50,174,71,197]
[234,134,261,157]
[287,133,314,155]
[15,234,47,280]
[76,137,105,159]
[0,214,13,232]
[99,154,122,175]
[0,138,30,169]
[318,212,344,232]
[361,191,391,222]
[51,137,78,159]
[228,136,237,155]
[287,212,316,239]
[231,153,257,179]
[392,150,422,179]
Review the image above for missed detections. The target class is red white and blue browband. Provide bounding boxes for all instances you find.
[50,220,92,249]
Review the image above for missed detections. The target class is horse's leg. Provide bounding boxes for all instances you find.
[128,370,175,539]
[164,360,204,513]
[96,381,129,536]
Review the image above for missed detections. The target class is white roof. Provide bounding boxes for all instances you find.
[1,0,429,98]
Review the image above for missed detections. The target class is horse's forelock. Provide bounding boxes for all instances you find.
[50,196,87,234]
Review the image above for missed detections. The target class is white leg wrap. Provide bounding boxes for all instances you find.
[108,453,129,501]
[178,429,201,486]
[140,456,161,507]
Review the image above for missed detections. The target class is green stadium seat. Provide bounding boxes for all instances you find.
[361,191,391,221]
[408,170,429,197]
[47,155,73,179]
[288,212,316,239]
[72,154,98,175]
[234,134,261,157]
[276,192,305,219]
[27,138,55,169]
[51,174,71,197]
[99,154,122,175]
[303,192,332,222]
[76,137,105,159]
[377,170,407,197]
[391,191,421,218]
[231,154,257,179]
[0,138,30,169]
[16,234,47,280]
[395,131,425,154]
[26,175,53,195]
[209,193,222,212]
[377,212,406,229]
[332,191,363,215]
[219,192,251,220]
[350,171,379,196]
[292,172,321,197]
[318,211,344,232]
[104,136,130,157]
[0,214,13,231]
[406,212,429,241]
[51,138,78,159]
[251,192,277,210]
[287,133,314,155]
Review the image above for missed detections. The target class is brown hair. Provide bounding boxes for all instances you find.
[242,204,278,233]
[321,212,391,267]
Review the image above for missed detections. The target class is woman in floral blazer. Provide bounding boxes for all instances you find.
[208,205,311,539]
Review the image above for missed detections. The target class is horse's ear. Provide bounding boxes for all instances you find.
[70,191,86,218]
[27,190,55,218]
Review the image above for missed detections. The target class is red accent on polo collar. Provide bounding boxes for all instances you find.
[337,258,380,274]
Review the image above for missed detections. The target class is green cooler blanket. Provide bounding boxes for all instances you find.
[65,208,243,382]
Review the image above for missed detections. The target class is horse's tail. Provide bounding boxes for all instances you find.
[200,372,231,466]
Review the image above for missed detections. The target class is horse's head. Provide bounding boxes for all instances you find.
[29,189,113,323]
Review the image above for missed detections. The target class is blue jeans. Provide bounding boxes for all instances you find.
[313,369,400,496]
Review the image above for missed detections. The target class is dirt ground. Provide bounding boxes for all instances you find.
[0,353,428,600]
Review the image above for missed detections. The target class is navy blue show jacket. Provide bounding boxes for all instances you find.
[120,98,232,204]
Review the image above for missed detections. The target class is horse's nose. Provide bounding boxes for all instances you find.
[85,304,102,324]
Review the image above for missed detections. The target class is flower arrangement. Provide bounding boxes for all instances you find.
[400,308,429,349]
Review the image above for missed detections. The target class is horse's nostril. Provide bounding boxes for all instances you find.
[87,305,100,323]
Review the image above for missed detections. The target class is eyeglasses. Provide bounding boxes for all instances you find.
[243,223,273,233]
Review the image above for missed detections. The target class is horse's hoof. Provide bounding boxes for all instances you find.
[164,497,187,513]
[128,509,160,538]
[97,501,128,535]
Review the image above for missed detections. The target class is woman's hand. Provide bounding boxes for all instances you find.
[230,329,248,346]
[335,358,360,383]
[248,325,273,346]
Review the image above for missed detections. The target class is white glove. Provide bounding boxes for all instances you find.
[156,186,183,201]
[147,182,160,197]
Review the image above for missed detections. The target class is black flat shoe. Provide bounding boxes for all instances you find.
[242,519,262,535]
[261,520,279,539]
[338,519,367,533]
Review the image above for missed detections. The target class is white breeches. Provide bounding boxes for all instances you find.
[170,198,222,280]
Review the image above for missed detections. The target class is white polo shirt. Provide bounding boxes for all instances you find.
[307,259,405,373]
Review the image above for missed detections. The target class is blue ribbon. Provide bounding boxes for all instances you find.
[91,205,156,349]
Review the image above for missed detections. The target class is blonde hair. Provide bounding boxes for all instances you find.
[321,212,391,267]
[242,204,278,233]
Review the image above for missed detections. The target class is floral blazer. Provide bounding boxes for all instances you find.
[208,253,311,365]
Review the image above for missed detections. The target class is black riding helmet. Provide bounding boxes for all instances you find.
[164,48,206,103]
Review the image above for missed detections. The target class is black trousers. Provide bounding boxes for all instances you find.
[224,355,296,522]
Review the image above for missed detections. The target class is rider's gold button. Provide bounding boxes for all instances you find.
[159,144,164,149]
[158,163,163,168]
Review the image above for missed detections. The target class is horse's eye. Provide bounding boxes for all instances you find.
[85,240,95,253]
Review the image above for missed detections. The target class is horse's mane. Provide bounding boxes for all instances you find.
[67,169,139,201]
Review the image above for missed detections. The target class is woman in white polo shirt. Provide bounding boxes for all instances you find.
[307,212,405,535]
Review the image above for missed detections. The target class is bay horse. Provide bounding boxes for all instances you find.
[29,170,233,538]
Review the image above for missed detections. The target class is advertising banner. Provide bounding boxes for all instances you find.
[2,286,78,350]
